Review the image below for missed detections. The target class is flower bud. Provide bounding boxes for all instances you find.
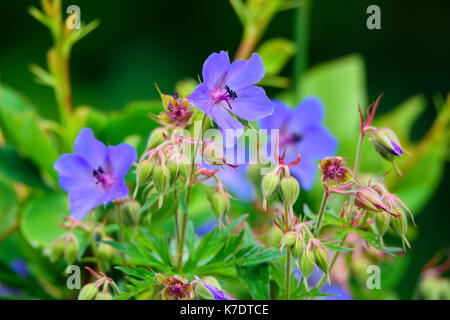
[375,211,390,236]
[281,232,296,249]
[78,283,98,300]
[210,192,230,219]
[152,165,171,194]
[147,128,167,150]
[291,237,303,259]
[371,127,403,161]
[261,173,279,200]
[49,239,65,262]
[390,210,411,249]
[193,277,222,300]
[300,249,316,290]
[280,176,300,207]
[98,242,114,261]
[123,200,141,225]
[354,186,385,213]
[314,246,329,274]
[202,140,225,165]
[137,161,153,186]
[64,238,78,265]
[95,292,113,300]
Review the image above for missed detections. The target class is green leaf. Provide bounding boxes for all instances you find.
[92,100,162,154]
[236,263,270,300]
[20,193,68,247]
[298,55,367,158]
[0,85,59,181]
[0,146,47,188]
[258,38,296,75]
[0,178,19,237]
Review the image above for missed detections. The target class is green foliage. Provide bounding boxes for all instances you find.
[0,85,59,182]
[20,193,68,247]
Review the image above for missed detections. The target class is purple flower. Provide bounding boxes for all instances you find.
[259,98,337,190]
[54,128,137,220]
[188,51,274,147]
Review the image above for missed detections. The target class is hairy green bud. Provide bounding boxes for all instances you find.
[147,128,167,150]
[280,176,300,207]
[64,238,78,265]
[291,237,303,259]
[261,173,279,199]
[375,211,390,236]
[78,283,98,300]
[152,165,171,194]
[314,246,329,274]
[123,200,142,225]
[137,161,153,186]
[300,250,316,284]
[210,192,230,219]
[95,292,113,300]
[281,232,296,249]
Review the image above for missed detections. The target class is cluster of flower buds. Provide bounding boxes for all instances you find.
[78,267,118,300]
[45,232,79,265]
[261,147,301,211]
[278,220,330,291]
[154,273,193,300]
[353,181,415,250]
[134,129,192,207]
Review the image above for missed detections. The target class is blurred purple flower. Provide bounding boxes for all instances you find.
[195,219,217,237]
[294,267,352,300]
[10,259,29,278]
[54,128,137,220]
[259,98,337,189]
[188,51,273,147]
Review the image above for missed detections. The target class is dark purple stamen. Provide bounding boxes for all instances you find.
[93,166,106,184]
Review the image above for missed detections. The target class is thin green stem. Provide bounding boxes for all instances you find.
[116,203,127,266]
[284,247,291,300]
[314,192,329,237]
[315,132,366,294]
[177,113,207,269]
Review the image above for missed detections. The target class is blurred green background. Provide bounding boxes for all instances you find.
[0,0,448,299]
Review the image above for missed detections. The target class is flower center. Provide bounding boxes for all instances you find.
[92,166,113,189]
[212,86,237,110]
[279,131,303,148]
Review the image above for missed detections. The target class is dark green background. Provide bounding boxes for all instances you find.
[0,0,448,299]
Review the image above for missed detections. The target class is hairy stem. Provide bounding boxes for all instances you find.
[177,113,207,269]
[315,132,365,293]
[284,247,291,300]
[314,192,329,237]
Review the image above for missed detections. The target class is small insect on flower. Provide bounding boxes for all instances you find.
[188,51,274,147]
[54,128,137,220]
[319,156,353,187]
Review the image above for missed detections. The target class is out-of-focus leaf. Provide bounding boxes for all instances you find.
[236,263,270,300]
[390,143,446,213]
[0,146,47,188]
[93,100,162,154]
[20,193,68,248]
[0,178,19,237]
[298,55,367,158]
[258,38,296,75]
[0,85,59,181]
